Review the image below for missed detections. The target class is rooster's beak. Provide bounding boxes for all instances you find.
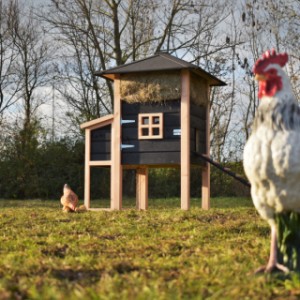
[255,74,267,81]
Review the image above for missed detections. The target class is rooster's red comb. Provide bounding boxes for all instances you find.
[253,49,288,74]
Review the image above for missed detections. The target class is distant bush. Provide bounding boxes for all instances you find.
[0,131,249,200]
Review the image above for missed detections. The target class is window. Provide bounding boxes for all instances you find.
[138,113,163,139]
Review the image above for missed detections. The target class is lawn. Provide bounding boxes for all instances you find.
[0,198,299,300]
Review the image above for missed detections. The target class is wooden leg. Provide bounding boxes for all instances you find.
[84,129,91,209]
[180,70,191,210]
[181,164,190,210]
[201,164,210,210]
[84,165,90,209]
[110,76,122,210]
[111,165,122,210]
[136,168,148,210]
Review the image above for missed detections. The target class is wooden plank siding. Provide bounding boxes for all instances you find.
[120,100,207,166]
[190,102,207,166]
[90,125,111,161]
[121,101,181,166]
[89,101,206,166]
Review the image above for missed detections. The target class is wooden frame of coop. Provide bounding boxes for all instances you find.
[80,53,225,210]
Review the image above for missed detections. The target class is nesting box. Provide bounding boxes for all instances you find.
[80,53,225,210]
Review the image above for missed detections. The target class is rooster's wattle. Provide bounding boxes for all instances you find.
[243,49,300,273]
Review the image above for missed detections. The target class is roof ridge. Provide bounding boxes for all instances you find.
[104,53,161,72]
[158,52,195,68]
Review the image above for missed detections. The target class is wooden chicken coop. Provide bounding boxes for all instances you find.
[80,53,225,210]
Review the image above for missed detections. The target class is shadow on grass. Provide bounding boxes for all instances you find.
[51,268,102,283]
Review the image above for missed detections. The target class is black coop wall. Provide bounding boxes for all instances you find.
[90,124,111,161]
[89,101,207,165]
[121,100,207,166]
[190,102,207,166]
[121,100,181,165]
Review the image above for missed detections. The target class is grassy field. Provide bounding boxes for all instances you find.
[0,198,299,300]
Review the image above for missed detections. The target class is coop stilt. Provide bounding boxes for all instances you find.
[202,164,210,210]
[181,70,191,210]
[202,105,211,210]
[136,168,148,210]
[84,129,91,209]
[111,75,122,210]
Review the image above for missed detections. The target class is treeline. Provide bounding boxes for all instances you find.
[0,131,84,199]
[0,131,249,199]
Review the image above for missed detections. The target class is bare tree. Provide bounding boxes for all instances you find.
[0,0,55,197]
[40,0,114,123]
[0,0,22,117]
[2,0,54,187]
[40,0,239,129]
[187,3,245,162]
[9,5,53,127]
[236,0,300,144]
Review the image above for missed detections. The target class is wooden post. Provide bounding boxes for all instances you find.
[84,129,91,209]
[202,100,211,210]
[180,70,191,210]
[111,75,122,210]
[136,168,148,210]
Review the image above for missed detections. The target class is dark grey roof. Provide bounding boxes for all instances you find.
[95,52,226,86]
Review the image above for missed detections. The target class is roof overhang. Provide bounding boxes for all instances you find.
[94,53,226,87]
[80,114,114,131]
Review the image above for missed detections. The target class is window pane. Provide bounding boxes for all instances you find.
[142,117,149,125]
[142,128,149,136]
[153,116,160,124]
[152,128,160,136]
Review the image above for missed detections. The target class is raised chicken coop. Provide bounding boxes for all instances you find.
[80,52,226,210]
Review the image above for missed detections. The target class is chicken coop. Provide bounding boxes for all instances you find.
[80,52,225,210]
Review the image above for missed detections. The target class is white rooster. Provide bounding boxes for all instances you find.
[243,49,300,273]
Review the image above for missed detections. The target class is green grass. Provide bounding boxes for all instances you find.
[0,198,299,300]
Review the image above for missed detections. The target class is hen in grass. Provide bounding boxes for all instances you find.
[243,49,300,273]
[60,184,79,212]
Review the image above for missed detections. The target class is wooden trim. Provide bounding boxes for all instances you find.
[97,73,116,81]
[136,168,148,210]
[84,129,91,209]
[80,114,114,130]
[111,75,122,210]
[89,161,112,166]
[180,70,191,210]
[202,90,211,210]
[138,113,163,139]
[123,164,181,169]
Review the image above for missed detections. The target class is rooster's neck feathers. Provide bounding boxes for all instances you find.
[253,101,300,132]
